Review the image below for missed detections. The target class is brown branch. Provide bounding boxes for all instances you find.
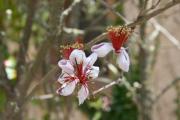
[17,0,38,77]
[58,0,81,35]
[92,78,122,96]
[85,32,107,49]
[127,0,180,27]
[143,0,161,14]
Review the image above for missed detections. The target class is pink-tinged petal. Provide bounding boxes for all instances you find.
[88,66,99,79]
[58,59,74,74]
[78,85,89,105]
[91,42,113,57]
[117,48,130,72]
[69,49,86,64]
[57,80,77,96]
[85,52,98,67]
[57,72,74,84]
[57,73,67,84]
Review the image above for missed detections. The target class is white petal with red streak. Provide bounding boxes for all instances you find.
[78,85,89,105]
[58,59,74,74]
[91,42,113,57]
[117,48,130,72]
[57,80,77,96]
[69,49,86,65]
[57,72,75,84]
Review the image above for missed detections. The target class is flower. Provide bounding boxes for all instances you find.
[91,26,132,72]
[57,49,99,105]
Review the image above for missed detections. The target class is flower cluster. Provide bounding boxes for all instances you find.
[57,26,132,105]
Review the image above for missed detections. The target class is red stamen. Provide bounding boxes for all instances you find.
[107,26,132,53]
[73,59,90,85]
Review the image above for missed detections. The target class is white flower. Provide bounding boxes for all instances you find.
[91,43,130,72]
[57,49,99,105]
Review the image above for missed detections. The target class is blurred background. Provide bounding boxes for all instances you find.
[0,0,180,120]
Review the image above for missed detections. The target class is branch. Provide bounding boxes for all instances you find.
[92,78,122,96]
[25,66,58,102]
[32,94,55,100]
[17,0,38,76]
[150,18,180,50]
[99,0,129,23]
[127,0,180,27]
[58,0,81,35]
[153,77,180,104]
[85,32,107,49]
[139,0,161,16]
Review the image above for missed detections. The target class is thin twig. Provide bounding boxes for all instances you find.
[153,77,180,104]
[17,0,38,77]
[26,66,58,101]
[85,32,108,49]
[92,78,122,95]
[127,0,180,27]
[150,18,180,50]
[58,0,81,35]
[100,0,129,23]
[32,94,55,100]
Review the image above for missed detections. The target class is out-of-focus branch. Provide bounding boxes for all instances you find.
[63,27,84,35]
[32,94,55,100]
[127,0,180,27]
[153,77,180,104]
[16,0,63,108]
[139,0,161,16]
[17,0,38,77]
[150,18,180,50]
[138,0,150,16]
[58,0,81,35]
[25,66,58,102]
[99,0,129,23]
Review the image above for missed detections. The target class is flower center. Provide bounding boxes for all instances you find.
[74,60,91,85]
[107,26,132,53]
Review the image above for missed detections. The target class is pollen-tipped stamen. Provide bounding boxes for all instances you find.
[60,41,84,59]
[107,26,133,53]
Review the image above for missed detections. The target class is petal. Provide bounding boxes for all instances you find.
[58,59,74,74]
[57,72,74,84]
[85,52,98,66]
[57,80,77,96]
[57,72,67,84]
[78,85,89,105]
[91,42,113,57]
[117,48,130,72]
[88,66,99,79]
[69,49,86,64]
